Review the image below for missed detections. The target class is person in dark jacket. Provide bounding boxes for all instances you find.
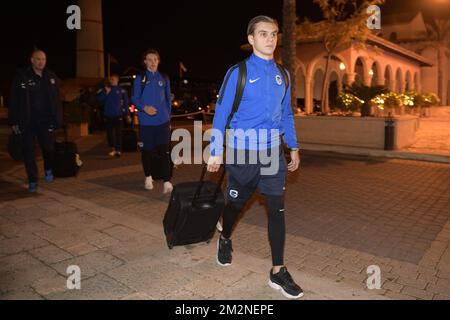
[97,74,130,157]
[8,49,62,193]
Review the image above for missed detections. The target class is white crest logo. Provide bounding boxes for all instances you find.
[275,75,282,86]
[229,190,239,199]
[158,81,164,87]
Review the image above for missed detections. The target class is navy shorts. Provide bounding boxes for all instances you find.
[139,122,171,151]
[225,146,287,202]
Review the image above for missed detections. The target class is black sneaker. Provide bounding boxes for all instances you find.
[269,267,304,299]
[217,236,233,266]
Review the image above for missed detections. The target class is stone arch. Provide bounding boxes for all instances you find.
[306,53,350,79]
[295,62,307,110]
[328,70,340,111]
[384,64,393,90]
[312,67,325,112]
[405,70,413,92]
[414,72,420,91]
[370,61,383,87]
[395,67,404,93]
[354,57,367,86]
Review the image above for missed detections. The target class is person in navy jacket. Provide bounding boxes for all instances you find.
[97,74,130,157]
[131,49,173,194]
[207,16,303,299]
[8,49,62,193]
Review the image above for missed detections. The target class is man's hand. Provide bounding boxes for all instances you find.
[11,125,21,135]
[144,106,158,116]
[287,150,300,172]
[207,155,223,172]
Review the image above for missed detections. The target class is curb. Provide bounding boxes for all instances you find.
[301,144,450,164]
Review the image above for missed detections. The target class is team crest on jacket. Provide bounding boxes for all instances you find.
[158,80,164,87]
[275,75,282,86]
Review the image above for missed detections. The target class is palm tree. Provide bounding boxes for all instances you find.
[347,83,387,116]
[282,0,298,113]
[426,19,450,106]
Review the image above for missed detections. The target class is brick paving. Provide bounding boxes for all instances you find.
[1,130,450,300]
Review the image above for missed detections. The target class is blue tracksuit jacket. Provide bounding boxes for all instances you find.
[97,86,130,118]
[211,53,299,156]
[131,70,171,126]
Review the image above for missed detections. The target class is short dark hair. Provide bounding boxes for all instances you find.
[247,15,278,35]
[142,48,160,62]
[30,48,46,58]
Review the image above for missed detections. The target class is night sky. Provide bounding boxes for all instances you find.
[0,0,449,95]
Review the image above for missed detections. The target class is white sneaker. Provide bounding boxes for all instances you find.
[145,176,154,190]
[163,181,173,194]
[108,150,116,157]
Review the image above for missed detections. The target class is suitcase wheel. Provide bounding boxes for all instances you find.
[168,244,174,250]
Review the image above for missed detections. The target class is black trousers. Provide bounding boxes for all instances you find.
[105,117,123,151]
[141,144,171,182]
[22,123,55,183]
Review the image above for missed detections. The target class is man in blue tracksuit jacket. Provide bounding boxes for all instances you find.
[207,16,303,299]
[131,49,173,194]
[97,74,130,157]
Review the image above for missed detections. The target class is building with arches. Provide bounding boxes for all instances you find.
[275,13,440,114]
[278,31,432,114]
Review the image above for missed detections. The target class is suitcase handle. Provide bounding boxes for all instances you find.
[192,165,226,207]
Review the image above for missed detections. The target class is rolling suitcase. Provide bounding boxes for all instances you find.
[121,128,138,152]
[53,127,81,178]
[163,166,226,249]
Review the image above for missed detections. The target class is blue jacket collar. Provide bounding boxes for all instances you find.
[145,69,159,77]
[249,53,275,66]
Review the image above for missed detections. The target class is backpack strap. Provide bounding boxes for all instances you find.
[225,60,247,130]
[276,63,289,103]
[140,71,147,97]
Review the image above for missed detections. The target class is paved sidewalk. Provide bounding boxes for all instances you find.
[1,131,450,300]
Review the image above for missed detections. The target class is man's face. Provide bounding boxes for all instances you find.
[144,54,159,72]
[110,76,119,86]
[248,22,278,59]
[31,51,47,71]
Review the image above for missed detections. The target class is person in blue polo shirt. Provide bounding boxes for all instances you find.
[131,49,173,194]
[207,16,303,299]
[97,74,130,157]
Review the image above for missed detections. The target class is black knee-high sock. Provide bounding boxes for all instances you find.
[266,195,286,266]
[222,201,244,239]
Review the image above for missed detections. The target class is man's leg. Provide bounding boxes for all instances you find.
[259,148,303,299]
[105,117,115,155]
[115,117,123,153]
[265,194,286,267]
[21,126,38,190]
[140,125,155,190]
[217,168,257,266]
[36,124,55,182]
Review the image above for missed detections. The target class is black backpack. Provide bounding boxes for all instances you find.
[218,60,290,130]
